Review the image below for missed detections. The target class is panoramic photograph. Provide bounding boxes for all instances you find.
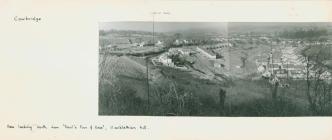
[99,22,332,116]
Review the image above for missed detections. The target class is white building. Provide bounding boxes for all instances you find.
[174,40,182,46]
[158,54,174,66]
[156,40,163,46]
[138,42,145,47]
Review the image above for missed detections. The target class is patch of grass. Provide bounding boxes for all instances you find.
[225,97,308,116]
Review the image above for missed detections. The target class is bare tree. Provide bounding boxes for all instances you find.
[280,27,332,115]
[302,45,332,115]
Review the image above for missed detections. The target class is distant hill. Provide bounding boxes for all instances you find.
[228,22,332,34]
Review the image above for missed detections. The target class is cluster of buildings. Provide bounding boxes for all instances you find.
[172,38,233,47]
[128,40,164,48]
[151,47,192,70]
[257,46,306,79]
[152,44,228,70]
[257,45,331,80]
[103,37,165,50]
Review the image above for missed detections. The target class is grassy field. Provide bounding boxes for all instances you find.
[99,53,332,116]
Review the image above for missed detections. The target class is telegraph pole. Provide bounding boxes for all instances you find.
[225,22,231,72]
[153,13,155,45]
[271,41,274,74]
[146,55,150,108]
[146,12,156,109]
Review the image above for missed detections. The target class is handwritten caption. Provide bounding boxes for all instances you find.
[6,124,148,131]
[14,16,42,22]
[152,11,171,15]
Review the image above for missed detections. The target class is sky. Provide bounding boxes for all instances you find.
[99,22,332,33]
[99,22,228,33]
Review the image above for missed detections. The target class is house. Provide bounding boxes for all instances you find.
[274,69,288,78]
[178,48,191,55]
[289,70,305,79]
[214,63,222,68]
[156,40,163,46]
[174,40,182,46]
[197,47,216,59]
[283,64,305,71]
[257,65,266,73]
[214,61,224,68]
[158,54,174,66]
[320,71,332,80]
[262,70,272,78]
[106,44,112,48]
[169,48,191,56]
[267,63,282,71]
[138,42,145,47]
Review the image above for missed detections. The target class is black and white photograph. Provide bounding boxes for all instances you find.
[99,22,332,116]
[3,0,332,139]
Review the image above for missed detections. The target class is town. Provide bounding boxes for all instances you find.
[99,22,332,116]
[100,29,331,82]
